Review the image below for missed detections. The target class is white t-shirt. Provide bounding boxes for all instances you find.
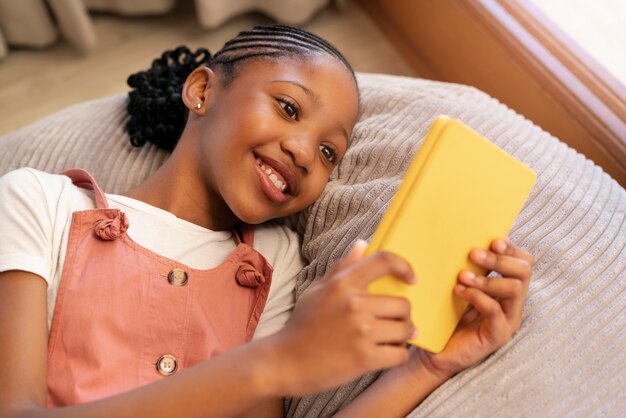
[0,168,305,339]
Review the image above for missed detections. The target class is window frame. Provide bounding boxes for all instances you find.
[360,0,626,186]
[465,0,626,180]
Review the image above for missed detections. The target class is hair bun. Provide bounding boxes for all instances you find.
[126,46,212,151]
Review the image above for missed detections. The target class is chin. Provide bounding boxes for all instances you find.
[230,199,299,225]
[232,207,274,225]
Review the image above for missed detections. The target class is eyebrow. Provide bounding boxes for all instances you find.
[338,125,349,148]
[270,79,320,105]
[270,79,350,145]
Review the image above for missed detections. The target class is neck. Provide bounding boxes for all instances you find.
[124,142,239,231]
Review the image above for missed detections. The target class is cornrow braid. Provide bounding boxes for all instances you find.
[212,24,354,77]
[126,24,355,151]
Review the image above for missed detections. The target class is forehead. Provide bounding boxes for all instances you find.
[232,55,358,103]
[231,55,359,132]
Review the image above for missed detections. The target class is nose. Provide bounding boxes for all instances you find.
[281,136,316,173]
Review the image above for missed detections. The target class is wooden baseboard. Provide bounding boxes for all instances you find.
[360,0,626,187]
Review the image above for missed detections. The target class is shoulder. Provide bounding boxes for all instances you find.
[250,221,305,339]
[1,167,72,198]
[252,221,302,257]
[0,169,88,282]
[252,220,306,277]
[0,168,95,220]
[0,168,65,208]
[0,167,53,189]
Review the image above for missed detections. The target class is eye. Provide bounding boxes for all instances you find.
[319,144,338,164]
[277,98,299,120]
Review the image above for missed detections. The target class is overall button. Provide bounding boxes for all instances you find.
[167,268,188,286]
[156,354,178,376]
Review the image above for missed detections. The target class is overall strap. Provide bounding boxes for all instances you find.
[61,169,109,209]
[232,223,255,246]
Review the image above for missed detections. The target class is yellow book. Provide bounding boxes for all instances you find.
[365,116,537,353]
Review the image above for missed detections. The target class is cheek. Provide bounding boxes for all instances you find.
[300,172,331,207]
[236,99,277,135]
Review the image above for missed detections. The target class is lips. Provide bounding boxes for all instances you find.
[257,158,288,192]
[253,152,299,201]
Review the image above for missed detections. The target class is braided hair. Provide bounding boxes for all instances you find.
[126,24,356,151]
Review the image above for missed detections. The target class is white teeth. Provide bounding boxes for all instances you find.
[256,157,287,192]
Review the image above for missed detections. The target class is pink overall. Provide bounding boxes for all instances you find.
[47,169,273,407]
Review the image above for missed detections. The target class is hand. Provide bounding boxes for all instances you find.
[415,238,534,379]
[267,240,417,397]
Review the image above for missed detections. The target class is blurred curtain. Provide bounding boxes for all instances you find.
[0,0,97,58]
[0,0,338,59]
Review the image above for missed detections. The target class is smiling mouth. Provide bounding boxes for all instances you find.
[255,157,288,192]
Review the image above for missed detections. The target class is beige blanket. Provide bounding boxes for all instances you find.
[1,73,624,417]
[286,74,626,417]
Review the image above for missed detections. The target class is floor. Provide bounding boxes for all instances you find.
[0,1,417,135]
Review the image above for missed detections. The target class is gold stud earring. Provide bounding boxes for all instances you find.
[194,103,202,110]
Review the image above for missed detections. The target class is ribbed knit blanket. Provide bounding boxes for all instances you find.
[287,74,626,417]
[1,73,624,417]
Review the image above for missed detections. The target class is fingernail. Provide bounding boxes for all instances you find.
[353,240,368,250]
[496,240,507,253]
[456,284,467,292]
[410,275,418,284]
[475,249,487,261]
[465,271,476,282]
[410,326,419,339]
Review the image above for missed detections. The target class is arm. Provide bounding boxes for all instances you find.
[233,399,283,418]
[336,239,534,418]
[0,242,418,418]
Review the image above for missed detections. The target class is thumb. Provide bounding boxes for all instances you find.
[321,239,369,282]
[343,239,368,264]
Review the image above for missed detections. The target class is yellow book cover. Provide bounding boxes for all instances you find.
[366,116,537,353]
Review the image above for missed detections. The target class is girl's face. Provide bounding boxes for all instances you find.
[188,54,359,226]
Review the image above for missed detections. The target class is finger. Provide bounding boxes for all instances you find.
[342,239,369,266]
[458,271,525,300]
[458,272,526,316]
[491,239,534,266]
[370,318,417,345]
[342,251,416,289]
[358,294,412,320]
[455,285,514,347]
[322,240,368,282]
[469,249,532,282]
[371,344,411,370]
[455,285,506,325]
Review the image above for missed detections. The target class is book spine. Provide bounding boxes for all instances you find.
[365,116,450,255]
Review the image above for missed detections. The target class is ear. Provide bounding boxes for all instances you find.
[182,66,218,116]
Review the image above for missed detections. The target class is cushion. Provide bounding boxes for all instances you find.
[0,94,168,193]
[1,73,624,417]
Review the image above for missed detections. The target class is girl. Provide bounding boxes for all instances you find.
[0,25,533,417]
